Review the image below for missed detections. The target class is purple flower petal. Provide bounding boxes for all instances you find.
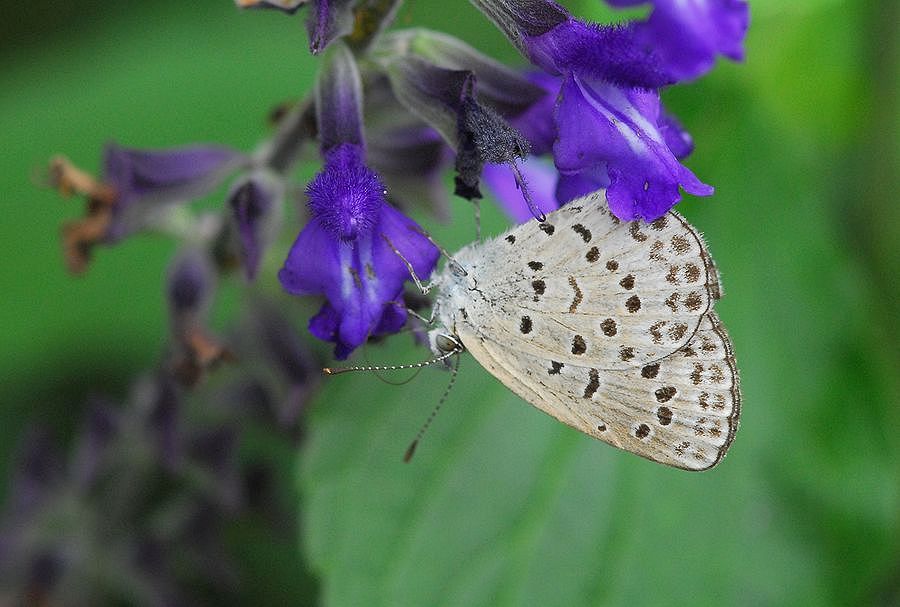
[555,166,609,205]
[524,19,673,88]
[554,74,712,221]
[306,0,355,54]
[483,157,560,223]
[607,0,750,81]
[658,108,695,159]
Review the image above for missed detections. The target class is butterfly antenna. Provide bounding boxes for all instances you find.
[404,353,461,463]
[322,347,459,375]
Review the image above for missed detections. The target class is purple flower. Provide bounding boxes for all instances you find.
[279,143,439,359]
[50,143,245,273]
[235,0,354,54]
[469,0,713,220]
[554,74,713,220]
[606,0,749,81]
[101,143,246,240]
[228,172,283,281]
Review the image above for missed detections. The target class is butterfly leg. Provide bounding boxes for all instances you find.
[382,234,437,294]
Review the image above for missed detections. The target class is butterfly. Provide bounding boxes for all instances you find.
[426,190,741,470]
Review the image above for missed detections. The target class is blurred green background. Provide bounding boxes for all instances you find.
[2,0,898,605]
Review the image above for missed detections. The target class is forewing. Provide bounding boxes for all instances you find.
[458,312,740,470]
[462,191,721,370]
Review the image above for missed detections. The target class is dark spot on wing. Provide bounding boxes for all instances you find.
[568,276,583,313]
[671,234,691,254]
[597,424,607,432]
[664,293,679,312]
[520,316,532,334]
[691,362,703,385]
[655,386,677,403]
[666,265,680,284]
[684,291,703,311]
[586,247,600,263]
[531,279,546,301]
[572,223,592,242]
[650,217,668,231]
[656,406,673,425]
[635,424,651,439]
[641,364,660,379]
[619,346,635,361]
[685,263,701,282]
[697,392,709,411]
[619,274,635,290]
[527,261,543,271]
[668,323,688,341]
[649,322,664,344]
[539,223,555,236]
[506,234,516,244]
[625,295,641,313]
[583,369,600,398]
[629,223,647,242]
[548,361,564,375]
[571,335,587,355]
[600,318,617,336]
[605,259,618,271]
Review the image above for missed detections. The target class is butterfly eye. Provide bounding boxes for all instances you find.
[435,334,461,353]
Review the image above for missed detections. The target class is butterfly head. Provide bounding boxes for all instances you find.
[427,330,463,357]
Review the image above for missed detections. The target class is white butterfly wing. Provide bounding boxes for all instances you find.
[454,191,721,370]
[456,312,740,470]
